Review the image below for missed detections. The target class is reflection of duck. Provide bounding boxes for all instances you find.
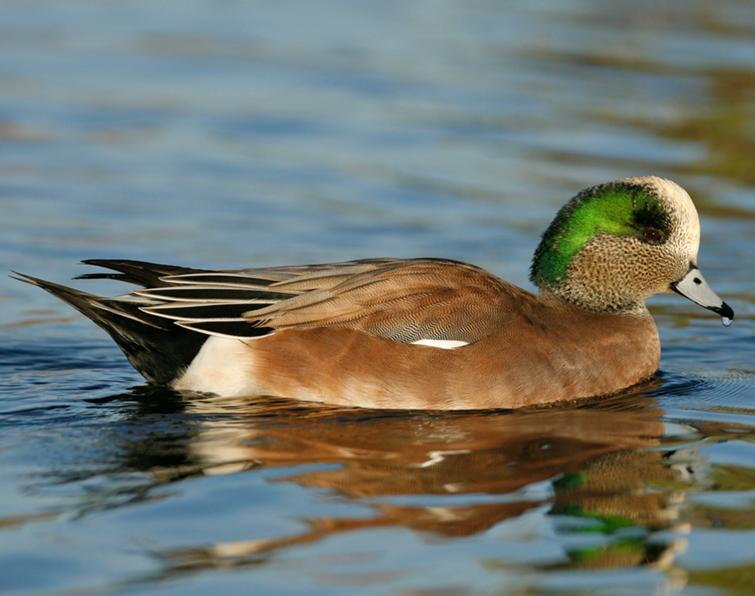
[130,392,687,576]
[16,177,732,409]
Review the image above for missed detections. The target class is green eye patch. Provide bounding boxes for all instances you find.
[530,182,670,288]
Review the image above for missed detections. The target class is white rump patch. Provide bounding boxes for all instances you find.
[173,336,259,397]
[411,339,468,350]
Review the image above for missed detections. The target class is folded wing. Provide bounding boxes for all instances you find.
[85,258,527,344]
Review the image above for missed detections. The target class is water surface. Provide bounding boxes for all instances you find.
[1,1,754,593]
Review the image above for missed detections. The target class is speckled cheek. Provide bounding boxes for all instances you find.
[564,233,687,311]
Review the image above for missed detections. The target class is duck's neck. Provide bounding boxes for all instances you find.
[537,287,649,316]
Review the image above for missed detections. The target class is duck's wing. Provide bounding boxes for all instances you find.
[130,258,532,344]
[75,258,398,288]
[18,258,529,384]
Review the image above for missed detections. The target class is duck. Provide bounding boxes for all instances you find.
[14,176,733,410]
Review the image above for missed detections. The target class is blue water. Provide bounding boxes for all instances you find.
[1,1,754,593]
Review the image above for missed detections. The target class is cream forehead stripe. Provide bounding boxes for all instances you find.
[624,176,700,255]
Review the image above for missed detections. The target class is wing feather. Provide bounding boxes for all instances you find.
[242,259,527,344]
[78,258,527,344]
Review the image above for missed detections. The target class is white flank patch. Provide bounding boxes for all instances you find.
[411,339,468,350]
[416,449,471,468]
[173,336,259,397]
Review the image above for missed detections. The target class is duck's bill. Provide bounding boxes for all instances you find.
[671,267,734,326]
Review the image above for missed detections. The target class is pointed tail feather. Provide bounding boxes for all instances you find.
[74,259,203,287]
[11,272,205,384]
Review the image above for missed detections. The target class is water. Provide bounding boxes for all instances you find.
[1,1,754,593]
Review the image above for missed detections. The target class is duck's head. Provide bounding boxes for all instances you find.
[530,176,734,323]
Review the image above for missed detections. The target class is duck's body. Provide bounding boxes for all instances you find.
[173,263,660,409]
[15,176,732,410]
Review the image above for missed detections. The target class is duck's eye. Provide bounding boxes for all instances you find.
[643,227,665,244]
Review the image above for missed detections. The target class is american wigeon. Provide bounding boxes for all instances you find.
[14,176,733,410]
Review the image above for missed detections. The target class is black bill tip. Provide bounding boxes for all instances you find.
[711,301,734,321]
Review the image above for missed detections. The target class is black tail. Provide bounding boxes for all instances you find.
[12,266,206,385]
